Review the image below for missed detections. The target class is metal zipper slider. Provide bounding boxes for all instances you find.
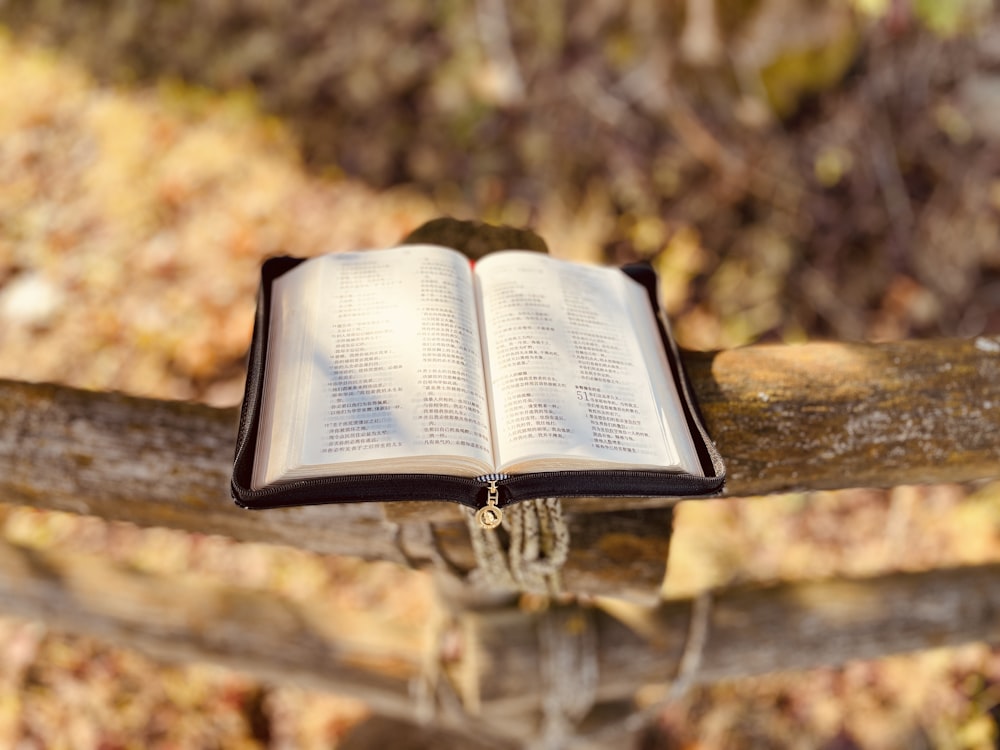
[475,479,503,530]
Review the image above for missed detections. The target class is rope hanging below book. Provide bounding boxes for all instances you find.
[461,497,570,595]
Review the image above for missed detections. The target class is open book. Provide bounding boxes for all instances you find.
[231,245,724,524]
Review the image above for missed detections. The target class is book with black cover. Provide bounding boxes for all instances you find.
[231,245,724,527]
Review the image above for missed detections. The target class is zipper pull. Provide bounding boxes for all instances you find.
[475,479,503,530]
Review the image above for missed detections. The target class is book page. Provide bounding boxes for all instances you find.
[254,245,494,486]
[625,287,706,477]
[252,260,321,488]
[475,251,699,475]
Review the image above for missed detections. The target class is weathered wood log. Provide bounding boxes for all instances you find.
[688,335,1000,496]
[0,377,675,598]
[0,535,423,715]
[0,381,411,562]
[2,337,997,514]
[390,334,999,517]
[468,563,1000,715]
[0,334,997,595]
[3,533,999,727]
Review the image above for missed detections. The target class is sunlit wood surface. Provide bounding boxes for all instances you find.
[0,335,997,600]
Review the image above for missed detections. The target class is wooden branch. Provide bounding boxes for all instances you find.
[0,378,678,597]
[3,533,999,725]
[689,336,1000,497]
[469,563,1000,714]
[398,334,1000,514]
[0,535,422,717]
[0,380,411,563]
[0,335,997,594]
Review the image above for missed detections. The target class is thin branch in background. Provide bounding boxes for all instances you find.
[616,57,748,186]
[869,109,916,259]
[680,0,724,67]
[568,69,635,131]
[475,0,526,105]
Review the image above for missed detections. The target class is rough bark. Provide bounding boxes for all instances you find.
[0,334,997,596]
[2,534,998,728]
[688,336,1000,497]
[470,564,1000,714]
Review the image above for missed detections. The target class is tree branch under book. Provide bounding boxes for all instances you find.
[0,333,996,596]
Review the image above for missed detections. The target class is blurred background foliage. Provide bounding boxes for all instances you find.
[1,0,998,403]
[0,0,999,747]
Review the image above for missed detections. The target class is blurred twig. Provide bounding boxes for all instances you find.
[475,0,526,105]
[616,54,749,187]
[868,107,916,259]
[680,0,724,67]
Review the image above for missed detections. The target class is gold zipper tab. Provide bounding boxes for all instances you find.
[475,480,503,530]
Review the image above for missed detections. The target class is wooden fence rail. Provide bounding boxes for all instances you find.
[1,335,998,598]
[0,333,998,744]
[3,532,1000,744]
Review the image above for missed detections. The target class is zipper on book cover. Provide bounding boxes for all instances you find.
[474,473,508,530]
